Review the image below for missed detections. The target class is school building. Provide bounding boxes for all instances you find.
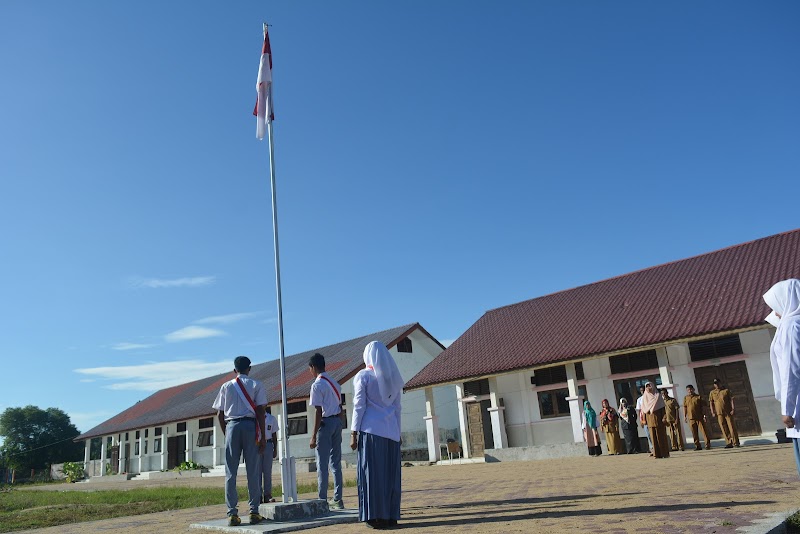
[405,229,800,462]
[76,323,459,477]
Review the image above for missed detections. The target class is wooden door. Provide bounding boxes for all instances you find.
[467,403,485,457]
[167,436,186,469]
[123,444,130,473]
[694,361,761,437]
[109,446,119,474]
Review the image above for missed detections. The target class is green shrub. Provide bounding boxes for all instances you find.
[62,462,85,483]
[173,461,205,472]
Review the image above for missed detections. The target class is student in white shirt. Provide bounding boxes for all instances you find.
[764,279,800,477]
[212,356,267,526]
[349,341,404,529]
[308,352,344,509]
[260,407,279,503]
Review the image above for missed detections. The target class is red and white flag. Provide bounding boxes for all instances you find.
[254,27,274,140]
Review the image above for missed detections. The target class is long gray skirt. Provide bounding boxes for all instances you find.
[357,432,401,522]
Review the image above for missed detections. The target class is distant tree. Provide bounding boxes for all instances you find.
[0,406,83,471]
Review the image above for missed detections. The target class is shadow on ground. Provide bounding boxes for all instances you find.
[397,500,776,530]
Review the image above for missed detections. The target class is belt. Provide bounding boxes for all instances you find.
[227,416,255,422]
[323,413,341,419]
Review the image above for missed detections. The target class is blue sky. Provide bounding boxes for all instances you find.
[1,1,798,435]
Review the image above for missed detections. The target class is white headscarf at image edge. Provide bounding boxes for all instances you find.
[363,341,405,405]
[763,279,800,403]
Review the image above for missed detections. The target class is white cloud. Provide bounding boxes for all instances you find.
[74,359,232,392]
[195,312,260,325]
[131,276,216,289]
[112,342,155,351]
[164,325,226,342]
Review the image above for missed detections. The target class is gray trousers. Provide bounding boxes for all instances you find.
[261,441,275,500]
[315,416,343,501]
[225,419,262,517]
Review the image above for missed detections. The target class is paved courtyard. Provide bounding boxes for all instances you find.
[27,443,800,533]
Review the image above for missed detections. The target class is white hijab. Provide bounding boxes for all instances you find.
[763,279,800,405]
[363,341,405,405]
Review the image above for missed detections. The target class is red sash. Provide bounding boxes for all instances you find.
[235,377,262,442]
[320,375,341,404]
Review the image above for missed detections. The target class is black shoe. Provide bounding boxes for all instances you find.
[694,447,702,451]
[725,444,733,449]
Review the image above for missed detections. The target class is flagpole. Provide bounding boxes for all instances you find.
[262,21,297,503]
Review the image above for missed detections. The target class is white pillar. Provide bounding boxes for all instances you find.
[160,430,167,470]
[138,432,145,473]
[83,439,90,469]
[423,387,441,462]
[186,428,192,463]
[212,420,220,468]
[455,383,471,459]
[566,362,585,443]
[517,374,534,446]
[487,377,508,449]
[656,347,671,386]
[118,435,125,473]
[100,437,108,476]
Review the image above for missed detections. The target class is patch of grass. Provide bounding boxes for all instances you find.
[720,520,735,526]
[0,478,357,533]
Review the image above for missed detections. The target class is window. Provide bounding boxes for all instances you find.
[177,422,187,432]
[154,427,162,436]
[397,337,412,353]
[144,440,148,454]
[538,386,587,418]
[463,379,490,397]
[531,363,584,386]
[125,432,129,441]
[135,430,140,439]
[609,350,658,374]
[145,429,149,438]
[199,417,214,429]
[134,442,140,456]
[688,335,743,362]
[613,375,662,407]
[341,393,346,405]
[154,438,162,453]
[197,431,213,447]
[287,401,308,436]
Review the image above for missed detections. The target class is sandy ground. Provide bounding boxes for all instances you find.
[23,443,800,534]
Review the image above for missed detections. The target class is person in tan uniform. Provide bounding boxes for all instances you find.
[599,399,624,455]
[640,382,670,459]
[684,385,712,450]
[709,378,740,448]
[661,389,684,451]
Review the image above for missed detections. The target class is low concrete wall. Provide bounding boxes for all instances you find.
[88,473,132,482]
[138,470,204,480]
[484,443,587,463]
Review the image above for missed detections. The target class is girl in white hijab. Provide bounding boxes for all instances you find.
[763,279,800,477]
[349,341,404,528]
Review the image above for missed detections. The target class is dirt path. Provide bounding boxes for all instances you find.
[25,444,800,533]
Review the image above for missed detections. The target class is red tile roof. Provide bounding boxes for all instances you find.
[79,323,430,440]
[405,229,800,390]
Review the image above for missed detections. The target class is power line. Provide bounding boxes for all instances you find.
[0,434,81,459]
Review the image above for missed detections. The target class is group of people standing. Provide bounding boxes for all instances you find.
[582,380,742,459]
[212,341,404,529]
